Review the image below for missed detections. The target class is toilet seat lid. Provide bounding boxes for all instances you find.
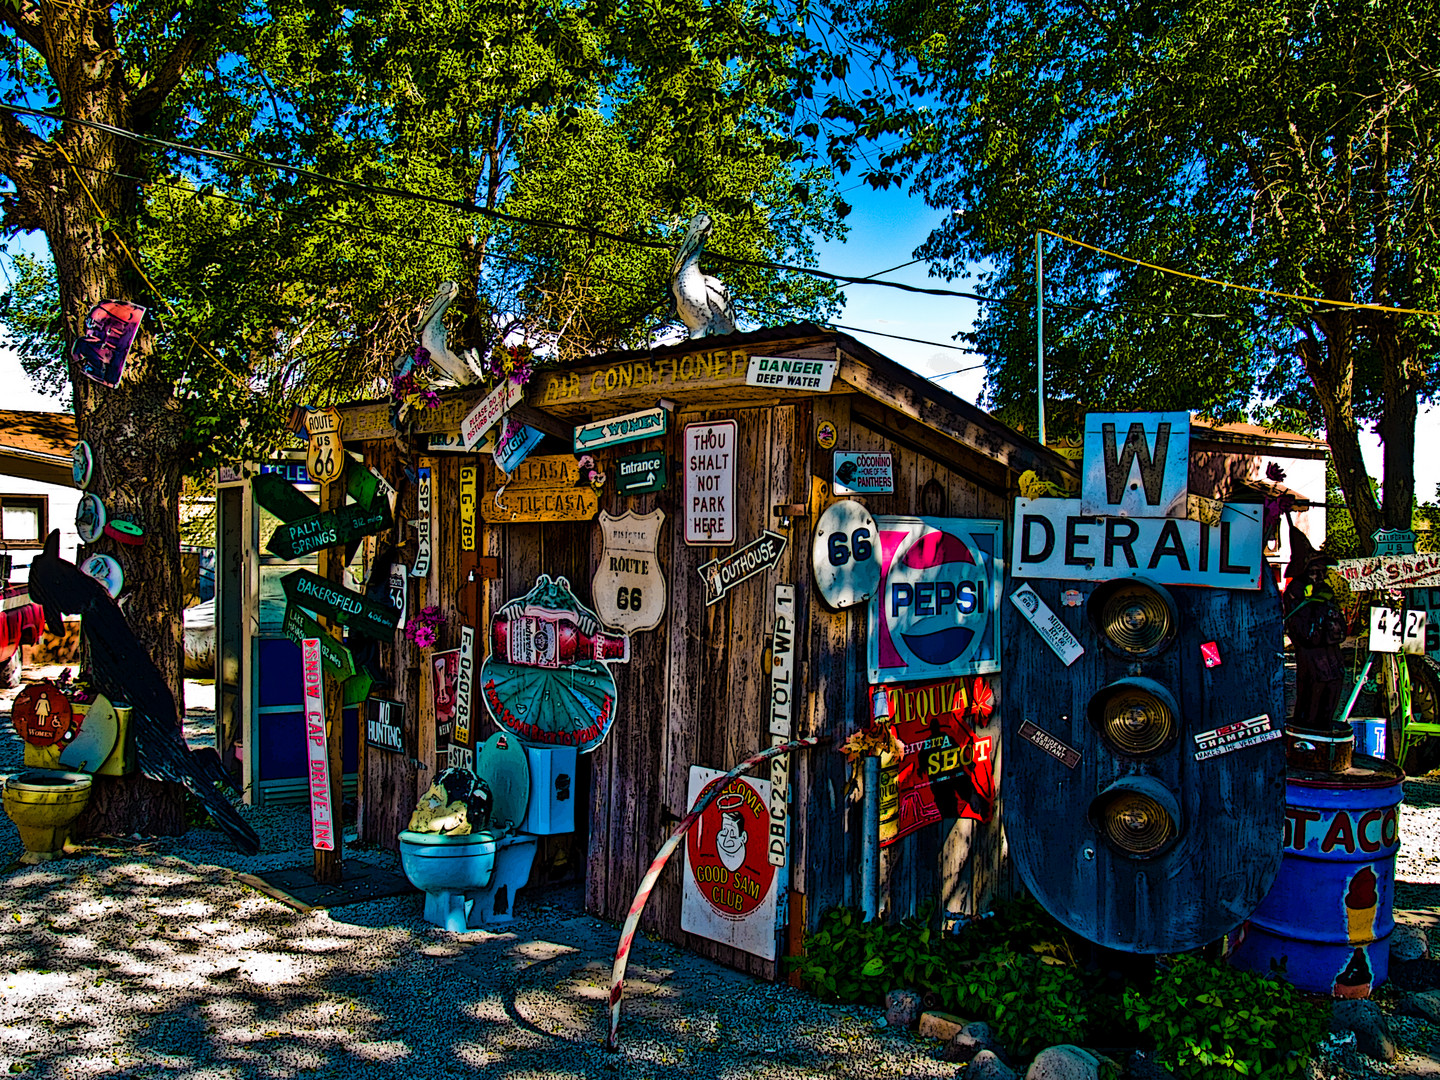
[59,694,120,773]
[474,731,529,832]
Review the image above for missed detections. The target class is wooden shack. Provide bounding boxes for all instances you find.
[334,323,1075,978]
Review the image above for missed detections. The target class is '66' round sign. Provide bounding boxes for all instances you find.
[811,499,881,610]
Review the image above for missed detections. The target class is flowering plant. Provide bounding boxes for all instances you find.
[391,346,442,420]
[470,341,535,386]
[405,605,445,649]
[53,667,97,705]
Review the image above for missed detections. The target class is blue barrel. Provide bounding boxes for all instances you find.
[1229,755,1404,997]
[1350,718,1387,759]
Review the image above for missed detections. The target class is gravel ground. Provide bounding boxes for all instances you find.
[6,668,1440,1078]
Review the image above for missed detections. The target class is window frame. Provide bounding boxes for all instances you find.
[0,494,49,549]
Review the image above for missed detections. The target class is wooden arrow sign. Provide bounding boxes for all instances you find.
[253,472,319,523]
[280,569,401,640]
[281,603,356,679]
[266,501,392,561]
[698,530,788,606]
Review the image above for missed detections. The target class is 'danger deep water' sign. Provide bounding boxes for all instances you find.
[868,517,1004,685]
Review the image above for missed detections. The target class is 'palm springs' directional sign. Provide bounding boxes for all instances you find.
[266,501,392,561]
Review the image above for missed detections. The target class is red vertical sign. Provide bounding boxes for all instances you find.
[302,637,335,851]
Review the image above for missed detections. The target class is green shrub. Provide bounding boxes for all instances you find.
[1123,954,1331,1078]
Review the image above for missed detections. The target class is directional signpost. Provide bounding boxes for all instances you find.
[698,530,788,606]
[280,569,402,640]
[281,604,356,680]
[252,473,319,522]
[266,501,392,561]
[573,407,668,452]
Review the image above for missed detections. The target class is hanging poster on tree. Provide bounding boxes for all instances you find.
[875,676,996,847]
[868,517,1004,684]
[74,300,145,388]
[481,574,630,752]
[681,767,780,960]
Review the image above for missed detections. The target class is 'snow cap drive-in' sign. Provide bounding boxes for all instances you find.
[868,517,1004,685]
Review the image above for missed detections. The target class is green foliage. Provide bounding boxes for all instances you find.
[796,903,1329,1071]
[1124,954,1330,1079]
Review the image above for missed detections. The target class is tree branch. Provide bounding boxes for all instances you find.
[0,105,51,197]
[0,1,47,59]
[130,31,205,123]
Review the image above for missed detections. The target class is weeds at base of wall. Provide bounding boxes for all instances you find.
[789,900,1330,1077]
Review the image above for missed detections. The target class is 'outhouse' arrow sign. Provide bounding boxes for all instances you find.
[280,569,402,640]
[698,530,788,606]
[266,501,393,561]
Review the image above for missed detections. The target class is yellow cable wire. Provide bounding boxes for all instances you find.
[1039,228,1440,318]
[55,142,246,381]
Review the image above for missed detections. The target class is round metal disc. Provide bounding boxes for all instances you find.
[76,493,107,544]
[71,441,94,489]
[80,554,124,598]
[811,499,882,609]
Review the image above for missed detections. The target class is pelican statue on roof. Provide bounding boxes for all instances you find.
[414,281,484,386]
[671,213,736,339]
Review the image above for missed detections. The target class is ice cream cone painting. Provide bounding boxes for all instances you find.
[1333,866,1379,998]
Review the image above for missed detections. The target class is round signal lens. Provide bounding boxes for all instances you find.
[1091,786,1178,857]
[1089,580,1177,658]
[1095,683,1177,756]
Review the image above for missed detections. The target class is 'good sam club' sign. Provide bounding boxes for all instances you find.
[869,517,1004,684]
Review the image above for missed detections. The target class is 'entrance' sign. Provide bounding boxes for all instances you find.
[615,450,667,495]
[684,420,736,545]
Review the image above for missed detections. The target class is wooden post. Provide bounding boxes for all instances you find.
[314,475,345,883]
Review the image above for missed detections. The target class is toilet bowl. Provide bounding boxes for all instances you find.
[2,770,93,864]
[399,736,573,930]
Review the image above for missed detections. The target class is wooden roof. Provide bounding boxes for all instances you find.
[0,409,77,486]
[336,324,1077,487]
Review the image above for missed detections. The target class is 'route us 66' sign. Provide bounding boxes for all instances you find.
[593,510,667,633]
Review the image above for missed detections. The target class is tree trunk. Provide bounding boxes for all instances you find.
[44,100,189,840]
[1377,325,1422,531]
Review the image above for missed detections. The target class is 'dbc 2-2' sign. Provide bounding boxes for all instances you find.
[868,517,1003,685]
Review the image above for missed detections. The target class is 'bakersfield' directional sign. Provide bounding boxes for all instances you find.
[280,569,402,640]
[573,407,668,452]
[698,530,788,606]
[266,501,392,561]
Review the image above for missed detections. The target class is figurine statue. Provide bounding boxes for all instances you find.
[415,281,485,387]
[1282,525,1347,733]
[670,213,736,338]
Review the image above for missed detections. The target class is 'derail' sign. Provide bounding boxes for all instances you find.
[1011,498,1264,589]
[681,767,780,960]
[868,517,1004,685]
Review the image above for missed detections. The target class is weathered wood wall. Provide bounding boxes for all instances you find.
[351,353,1030,977]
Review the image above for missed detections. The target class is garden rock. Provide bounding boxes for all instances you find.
[967,1049,1020,1080]
[941,1020,1001,1064]
[1392,923,1429,963]
[918,1010,969,1041]
[1124,1049,1172,1079]
[1399,988,1440,1024]
[1025,1044,1114,1080]
[1329,999,1398,1063]
[885,989,922,1029]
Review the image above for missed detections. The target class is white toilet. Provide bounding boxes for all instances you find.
[399,736,576,929]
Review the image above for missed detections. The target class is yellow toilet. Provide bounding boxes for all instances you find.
[2,771,93,864]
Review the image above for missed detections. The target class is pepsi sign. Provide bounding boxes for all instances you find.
[868,517,1004,684]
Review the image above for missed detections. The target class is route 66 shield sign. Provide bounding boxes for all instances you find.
[594,510,667,633]
[304,407,345,484]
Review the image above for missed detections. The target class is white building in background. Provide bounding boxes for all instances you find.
[0,409,80,578]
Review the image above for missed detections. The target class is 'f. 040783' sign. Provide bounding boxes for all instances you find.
[1011,497,1263,589]
[684,421,736,544]
[869,517,1004,685]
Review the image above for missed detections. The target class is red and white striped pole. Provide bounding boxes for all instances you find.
[606,736,828,1051]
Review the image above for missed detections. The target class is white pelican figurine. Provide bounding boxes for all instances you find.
[415,281,482,386]
[671,213,736,338]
